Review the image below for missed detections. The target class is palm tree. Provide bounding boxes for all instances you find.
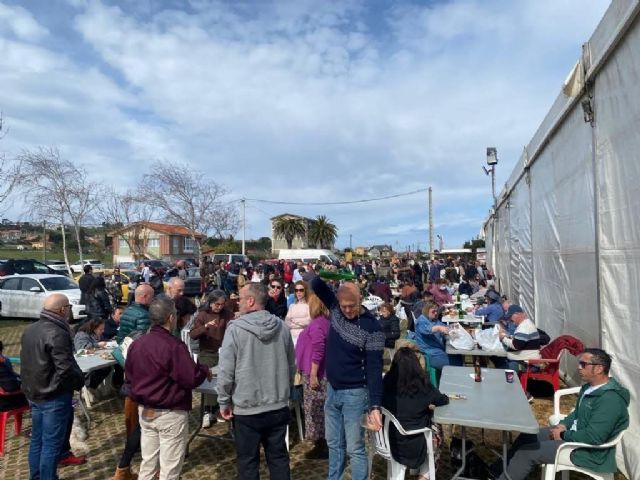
[273,216,307,249]
[309,215,338,249]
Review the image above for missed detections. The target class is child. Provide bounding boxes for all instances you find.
[382,347,449,480]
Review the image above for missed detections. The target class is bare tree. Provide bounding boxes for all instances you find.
[0,114,22,211]
[96,187,157,261]
[139,161,239,263]
[17,147,93,272]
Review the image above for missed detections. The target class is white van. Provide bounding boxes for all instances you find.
[277,249,339,264]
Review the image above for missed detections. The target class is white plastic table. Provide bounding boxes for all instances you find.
[441,314,484,325]
[74,351,117,426]
[445,342,507,357]
[434,366,539,480]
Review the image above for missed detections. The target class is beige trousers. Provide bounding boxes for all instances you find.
[138,409,189,480]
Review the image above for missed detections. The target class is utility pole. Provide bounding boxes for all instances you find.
[349,234,352,250]
[43,220,47,263]
[428,187,434,260]
[241,198,246,256]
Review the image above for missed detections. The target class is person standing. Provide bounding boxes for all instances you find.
[20,294,85,480]
[163,278,197,332]
[310,276,385,480]
[117,284,154,344]
[284,280,311,345]
[189,290,234,428]
[217,283,296,480]
[126,297,210,480]
[78,264,94,307]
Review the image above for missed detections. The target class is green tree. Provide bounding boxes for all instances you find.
[308,215,337,249]
[463,238,486,249]
[273,217,307,249]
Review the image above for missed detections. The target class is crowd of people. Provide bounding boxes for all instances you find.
[0,254,630,480]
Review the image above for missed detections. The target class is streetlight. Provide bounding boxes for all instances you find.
[483,147,498,210]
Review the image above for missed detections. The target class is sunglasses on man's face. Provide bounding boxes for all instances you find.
[578,361,602,369]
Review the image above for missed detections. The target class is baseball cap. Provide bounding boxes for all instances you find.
[504,304,524,320]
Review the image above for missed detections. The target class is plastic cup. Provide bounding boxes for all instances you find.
[505,369,515,383]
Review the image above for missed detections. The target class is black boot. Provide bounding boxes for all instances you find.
[305,439,329,459]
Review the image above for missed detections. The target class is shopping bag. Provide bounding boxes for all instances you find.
[448,323,474,350]
[475,325,503,351]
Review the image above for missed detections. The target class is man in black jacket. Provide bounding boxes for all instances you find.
[78,264,94,306]
[21,293,85,480]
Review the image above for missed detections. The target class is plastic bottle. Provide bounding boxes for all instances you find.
[474,358,482,382]
[318,269,356,281]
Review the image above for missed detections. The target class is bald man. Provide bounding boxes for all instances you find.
[311,277,385,480]
[21,293,85,479]
[116,284,154,344]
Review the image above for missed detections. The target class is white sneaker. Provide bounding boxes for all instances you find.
[202,412,212,429]
[81,387,96,407]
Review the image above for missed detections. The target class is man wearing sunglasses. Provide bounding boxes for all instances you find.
[492,348,629,480]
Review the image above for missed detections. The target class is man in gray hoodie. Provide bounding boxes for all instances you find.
[217,282,296,480]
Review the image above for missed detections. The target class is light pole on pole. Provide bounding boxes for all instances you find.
[484,147,498,210]
[241,198,246,256]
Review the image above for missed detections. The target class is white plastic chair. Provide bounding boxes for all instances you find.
[367,407,435,480]
[548,386,581,426]
[541,429,626,480]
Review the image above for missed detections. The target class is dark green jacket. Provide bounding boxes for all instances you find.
[560,378,629,472]
[116,303,150,344]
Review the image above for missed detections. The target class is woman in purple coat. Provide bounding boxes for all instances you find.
[295,294,331,459]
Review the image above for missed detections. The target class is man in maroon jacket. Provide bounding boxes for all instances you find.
[126,296,211,480]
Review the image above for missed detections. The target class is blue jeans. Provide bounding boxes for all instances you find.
[28,393,72,480]
[324,385,368,480]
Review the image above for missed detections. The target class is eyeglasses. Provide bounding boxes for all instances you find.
[578,361,602,369]
[212,301,226,307]
[294,288,305,292]
[270,285,282,290]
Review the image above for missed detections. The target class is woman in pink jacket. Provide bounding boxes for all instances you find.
[285,280,311,345]
[295,294,330,459]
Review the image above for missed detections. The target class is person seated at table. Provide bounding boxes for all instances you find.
[427,279,452,306]
[74,319,112,396]
[472,289,504,322]
[0,340,28,411]
[409,303,462,383]
[470,279,488,300]
[457,276,474,296]
[103,305,124,341]
[492,305,540,373]
[382,347,449,480]
[490,348,629,480]
[378,302,400,356]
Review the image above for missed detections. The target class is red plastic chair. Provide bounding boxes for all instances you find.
[519,335,584,392]
[0,387,30,456]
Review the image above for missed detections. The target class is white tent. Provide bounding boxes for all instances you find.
[483,1,640,477]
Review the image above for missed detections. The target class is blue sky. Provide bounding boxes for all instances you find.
[0,0,610,250]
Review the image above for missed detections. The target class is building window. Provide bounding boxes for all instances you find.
[119,239,128,248]
[148,238,159,248]
[171,237,180,253]
[184,237,195,253]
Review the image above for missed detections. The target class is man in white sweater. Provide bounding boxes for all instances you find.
[496,304,541,371]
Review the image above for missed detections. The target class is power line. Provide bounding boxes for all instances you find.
[243,187,429,206]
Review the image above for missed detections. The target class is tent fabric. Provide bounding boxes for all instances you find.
[484,1,640,477]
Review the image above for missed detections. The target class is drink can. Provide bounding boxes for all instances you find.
[505,369,515,383]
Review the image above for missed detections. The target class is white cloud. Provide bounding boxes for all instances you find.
[0,3,48,41]
[0,0,611,249]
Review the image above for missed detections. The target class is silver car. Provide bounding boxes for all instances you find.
[0,274,86,321]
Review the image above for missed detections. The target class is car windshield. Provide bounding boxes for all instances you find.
[40,276,78,291]
[188,268,200,277]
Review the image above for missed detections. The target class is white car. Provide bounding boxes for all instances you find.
[70,259,104,274]
[46,260,71,274]
[0,274,86,321]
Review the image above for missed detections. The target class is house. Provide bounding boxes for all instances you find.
[31,241,54,250]
[354,246,368,256]
[0,229,22,242]
[270,213,314,254]
[368,245,393,259]
[110,221,204,264]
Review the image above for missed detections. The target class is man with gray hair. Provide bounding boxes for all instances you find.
[164,277,197,331]
[126,297,211,480]
[218,282,296,479]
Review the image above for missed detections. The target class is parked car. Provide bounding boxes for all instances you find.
[69,259,104,274]
[0,274,86,321]
[46,260,70,273]
[0,259,57,277]
[183,268,202,297]
[145,260,171,275]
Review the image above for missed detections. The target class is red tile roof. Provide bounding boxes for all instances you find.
[112,221,204,238]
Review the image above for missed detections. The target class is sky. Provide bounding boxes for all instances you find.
[0,0,611,251]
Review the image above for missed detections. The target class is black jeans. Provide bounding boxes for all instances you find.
[233,406,290,480]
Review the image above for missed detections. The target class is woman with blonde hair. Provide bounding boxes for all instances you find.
[295,293,331,459]
[285,280,311,344]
